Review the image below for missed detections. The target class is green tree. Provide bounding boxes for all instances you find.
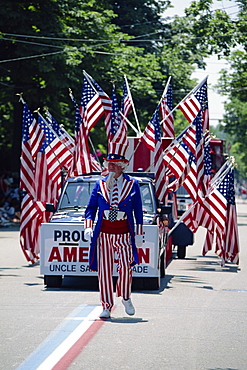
[0,0,68,172]
[172,0,247,179]
[213,1,247,179]
[0,0,224,176]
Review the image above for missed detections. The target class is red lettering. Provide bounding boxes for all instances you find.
[48,247,62,262]
[64,247,77,262]
[138,248,150,263]
[79,247,89,262]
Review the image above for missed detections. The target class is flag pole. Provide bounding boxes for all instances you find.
[119,111,140,136]
[16,93,25,104]
[124,75,142,134]
[158,75,172,105]
[88,136,103,170]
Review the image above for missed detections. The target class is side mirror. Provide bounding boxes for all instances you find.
[46,203,55,213]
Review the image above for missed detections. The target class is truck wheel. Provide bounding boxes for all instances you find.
[143,277,160,290]
[160,251,165,278]
[44,275,63,288]
[177,245,186,259]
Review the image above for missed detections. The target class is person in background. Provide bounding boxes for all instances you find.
[84,149,144,319]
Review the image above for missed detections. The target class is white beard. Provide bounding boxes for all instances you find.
[106,171,115,190]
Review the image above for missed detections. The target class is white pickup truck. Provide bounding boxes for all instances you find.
[40,173,175,290]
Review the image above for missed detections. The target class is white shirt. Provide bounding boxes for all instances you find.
[110,174,123,204]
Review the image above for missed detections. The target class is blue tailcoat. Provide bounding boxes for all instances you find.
[85,173,143,271]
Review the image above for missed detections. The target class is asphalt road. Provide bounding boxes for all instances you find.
[1,199,247,370]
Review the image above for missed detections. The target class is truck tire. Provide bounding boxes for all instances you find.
[143,277,160,290]
[177,245,186,259]
[160,251,165,278]
[44,275,63,288]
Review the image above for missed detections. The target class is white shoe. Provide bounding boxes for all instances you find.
[122,298,135,315]
[99,308,111,319]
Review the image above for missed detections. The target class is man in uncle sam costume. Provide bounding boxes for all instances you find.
[84,142,144,319]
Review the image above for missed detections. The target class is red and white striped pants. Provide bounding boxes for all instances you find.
[98,232,133,310]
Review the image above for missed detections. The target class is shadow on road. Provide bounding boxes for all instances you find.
[183,255,240,273]
[42,274,175,294]
[108,317,148,324]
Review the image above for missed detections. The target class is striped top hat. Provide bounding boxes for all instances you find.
[104,142,129,163]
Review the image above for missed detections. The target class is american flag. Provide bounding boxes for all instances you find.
[202,226,215,256]
[90,154,102,172]
[163,122,200,202]
[69,93,91,176]
[178,154,197,202]
[163,123,196,180]
[80,76,106,133]
[141,105,162,151]
[154,140,167,203]
[121,78,132,121]
[19,103,46,264]
[160,83,174,138]
[58,125,75,153]
[83,72,112,137]
[201,174,228,231]
[201,169,239,265]
[194,82,210,200]
[46,111,75,154]
[110,85,128,146]
[165,148,197,202]
[19,103,44,197]
[37,114,73,185]
[182,165,229,234]
[202,132,212,194]
[181,129,212,204]
[148,105,166,202]
[20,194,46,264]
[195,80,209,131]
[220,169,239,264]
[178,78,209,125]
[195,114,205,201]
[34,118,59,209]
[140,102,168,202]
[178,94,201,123]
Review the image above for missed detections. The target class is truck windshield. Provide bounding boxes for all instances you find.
[139,183,154,213]
[59,181,154,214]
[59,182,94,209]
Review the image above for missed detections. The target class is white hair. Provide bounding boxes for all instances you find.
[105,171,115,190]
[103,160,129,171]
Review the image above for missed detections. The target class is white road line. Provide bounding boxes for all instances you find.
[36,305,102,370]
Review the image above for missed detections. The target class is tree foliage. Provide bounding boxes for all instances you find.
[171,0,247,180]
[0,0,198,174]
[1,0,244,178]
[212,0,247,179]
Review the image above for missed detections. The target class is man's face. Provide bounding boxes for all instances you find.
[107,162,123,178]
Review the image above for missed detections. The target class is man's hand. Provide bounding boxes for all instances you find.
[84,227,93,241]
[135,234,144,248]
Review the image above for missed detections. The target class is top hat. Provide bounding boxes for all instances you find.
[104,142,129,163]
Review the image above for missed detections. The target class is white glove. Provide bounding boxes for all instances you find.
[84,227,93,241]
[135,234,144,248]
